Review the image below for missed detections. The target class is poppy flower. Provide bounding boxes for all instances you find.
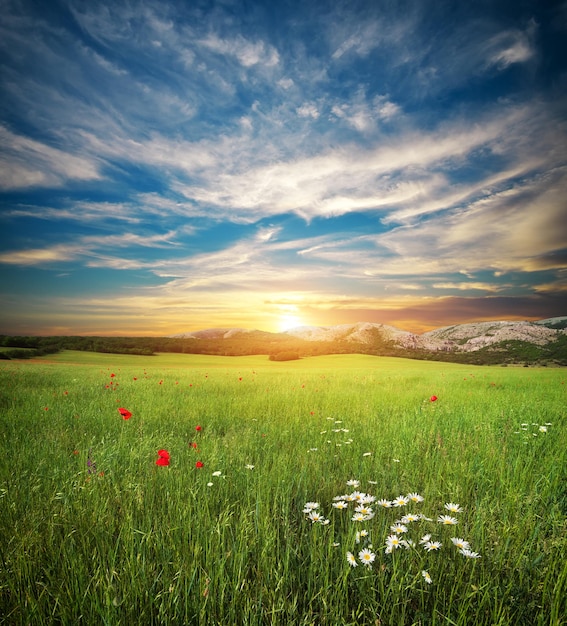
[195,425,202,432]
[430,395,438,402]
[118,407,132,420]
[110,373,116,378]
[195,461,204,469]
[189,442,198,449]
[156,449,170,466]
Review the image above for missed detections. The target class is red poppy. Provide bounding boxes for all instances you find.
[156,449,170,466]
[195,461,204,468]
[430,395,438,402]
[110,373,115,378]
[195,425,202,432]
[189,442,198,449]
[118,407,132,420]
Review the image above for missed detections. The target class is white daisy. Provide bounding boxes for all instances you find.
[346,551,358,567]
[438,515,458,526]
[358,548,376,567]
[444,502,463,513]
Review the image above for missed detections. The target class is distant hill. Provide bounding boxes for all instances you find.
[173,317,567,365]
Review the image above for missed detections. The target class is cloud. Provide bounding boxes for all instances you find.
[0,126,101,190]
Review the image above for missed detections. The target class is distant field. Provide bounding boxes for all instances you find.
[0,352,565,624]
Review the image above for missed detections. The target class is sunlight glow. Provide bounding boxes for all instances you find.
[278,314,303,332]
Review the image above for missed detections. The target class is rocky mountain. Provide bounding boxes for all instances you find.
[284,318,567,353]
[171,317,567,364]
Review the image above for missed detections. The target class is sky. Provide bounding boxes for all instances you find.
[1,0,566,336]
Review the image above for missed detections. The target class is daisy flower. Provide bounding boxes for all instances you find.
[419,534,431,544]
[346,479,360,488]
[539,425,547,433]
[451,537,470,550]
[444,502,463,513]
[351,491,365,502]
[358,548,376,567]
[360,494,376,504]
[307,511,325,523]
[355,530,369,543]
[351,512,367,522]
[303,502,319,511]
[346,551,358,567]
[422,570,432,584]
[393,495,409,507]
[460,548,481,559]
[407,492,424,503]
[423,541,442,552]
[245,464,255,470]
[332,501,348,510]
[355,504,374,517]
[400,513,420,523]
[385,535,403,551]
[212,471,222,477]
[390,523,408,535]
[438,515,459,526]
[377,499,392,508]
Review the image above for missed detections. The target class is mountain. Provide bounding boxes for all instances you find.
[171,317,567,364]
[284,318,567,353]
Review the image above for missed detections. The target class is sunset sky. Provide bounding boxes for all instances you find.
[1,0,566,336]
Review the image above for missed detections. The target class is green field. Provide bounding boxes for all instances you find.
[0,351,565,625]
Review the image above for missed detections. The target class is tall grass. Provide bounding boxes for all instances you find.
[0,352,565,624]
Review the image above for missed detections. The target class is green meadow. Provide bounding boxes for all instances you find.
[0,351,565,625]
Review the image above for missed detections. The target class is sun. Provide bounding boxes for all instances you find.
[277,314,304,332]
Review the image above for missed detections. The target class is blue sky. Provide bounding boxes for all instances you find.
[1,0,566,336]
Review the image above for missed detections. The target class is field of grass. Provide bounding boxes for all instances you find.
[0,351,565,625]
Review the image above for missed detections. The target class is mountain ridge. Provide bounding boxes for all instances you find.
[173,316,567,355]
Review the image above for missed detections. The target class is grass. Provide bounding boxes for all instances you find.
[0,351,566,625]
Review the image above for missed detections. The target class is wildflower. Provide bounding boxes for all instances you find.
[539,425,548,433]
[385,535,403,551]
[423,541,442,551]
[350,491,365,502]
[362,452,372,457]
[444,502,463,513]
[351,512,367,522]
[118,407,132,420]
[307,510,325,523]
[419,534,431,544]
[360,494,376,504]
[303,502,319,511]
[401,513,420,523]
[390,523,408,535]
[422,570,432,584]
[332,501,348,510]
[346,551,358,567]
[207,482,213,487]
[377,499,392,508]
[401,539,415,549]
[355,504,373,517]
[358,548,376,567]
[195,425,202,432]
[451,537,470,550]
[245,464,255,470]
[195,461,204,469]
[355,530,369,543]
[393,495,409,507]
[460,548,481,559]
[346,479,360,487]
[156,450,170,466]
[438,515,459,526]
[189,442,198,449]
[430,395,438,402]
[407,492,424,503]
[212,471,222,477]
